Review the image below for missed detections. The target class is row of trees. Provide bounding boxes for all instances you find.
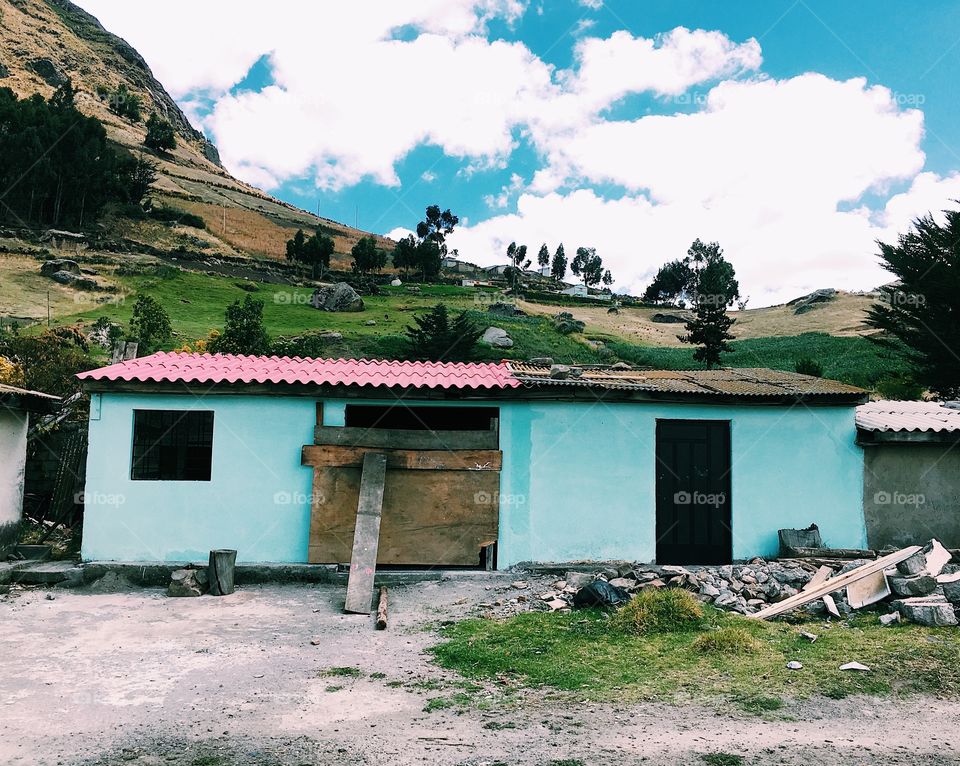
[286,228,334,278]
[0,83,159,228]
[504,241,612,291]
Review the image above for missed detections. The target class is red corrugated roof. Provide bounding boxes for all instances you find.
[77,352,520,390]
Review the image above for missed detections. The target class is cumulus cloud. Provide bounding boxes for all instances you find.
[74,1,960,304]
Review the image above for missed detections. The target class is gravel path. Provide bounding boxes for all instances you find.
[1,576,958,765]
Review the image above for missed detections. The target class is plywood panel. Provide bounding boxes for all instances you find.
[307,462,500,566]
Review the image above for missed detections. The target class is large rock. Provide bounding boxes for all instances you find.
[940,573,960,604]
[651,312,690,324]
[789,288,836,315]
[487,302,522,318]
[481,326,513,348]
[894,597,958,627]
[889,573,937,598]
[310,283,364,312]
[564,571,595,589]
[41,259,81,277]
[552,312,585,334]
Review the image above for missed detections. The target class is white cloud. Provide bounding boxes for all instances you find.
[579,0,604,9]
[72,2,958,304]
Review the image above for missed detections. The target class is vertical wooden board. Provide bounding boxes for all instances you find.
[344,453,387,614]
[307,466,361,564]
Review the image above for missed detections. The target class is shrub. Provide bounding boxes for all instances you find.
[876,373,924,400]
[148,206,206,229]
[794,356,823,377]
[404,303,482,361]
[613,589,704,635]
[129,293,172,353]
[692,627,760,655]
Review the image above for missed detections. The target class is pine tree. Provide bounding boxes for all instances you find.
[678,240,740,369]
[551,243,567,282]
[537,243,550,270]
[404,303,482,361]
[866,209,960,397]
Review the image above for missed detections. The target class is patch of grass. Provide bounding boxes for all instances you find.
[323,666,362,677]
[369,672,386,679]
[609,332,907,389]
[431,608,960,704]
[612,589,704,635]
[324,685,343,693]
[731,693,784,714]
[700,753,744,766]
[483,720,518,730]
[190,757,224,766]
[422,691,474,713]
[543,760,585,766]
[693,627,761,655]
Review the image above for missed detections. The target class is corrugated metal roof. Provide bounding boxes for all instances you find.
[507,364,865,399]
[77,353,520,390]
[0,384,60,400]
[856,400,960,433]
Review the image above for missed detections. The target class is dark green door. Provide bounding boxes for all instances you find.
[655,420,732,565]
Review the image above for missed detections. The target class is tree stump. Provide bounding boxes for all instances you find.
[208,549,237,596]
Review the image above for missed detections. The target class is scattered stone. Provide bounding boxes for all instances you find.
[896,549,928,576]
[650,312,689,324]
[786,661,803,670]
[564,571,595,589]
[390,278,402,287]
[315,331,343,341]
[839,662,871,672]
[608,577,635,591]
[549,365,572,380]
[511,580,528,590]
[310,282,365,312]
[552,312,585,334]
[528,357,554,366]
[894,597,959,627]
[888,573,937,598]
[611,362,631,370]
[487,302,522,317]
[364,320,377,326]
[879,611,901,626]
[940,573,960,604]
[700,583,721,598]
[546,599,567,611]
[799,631,818,642]
[481,327,514,349]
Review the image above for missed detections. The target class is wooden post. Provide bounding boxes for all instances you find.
[208,549,237,596]
[344,452,387,614]
[376,586,388,630]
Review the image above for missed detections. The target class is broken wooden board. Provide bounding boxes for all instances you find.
[846,569,890,609]
[314,426,497,450]
[307,462,499,566]
[783,546,876,559]
[750,545,922,620]
[302,445,501,471]
[344,452,387,615]
[802,565,833,592]
[822,593,841,618]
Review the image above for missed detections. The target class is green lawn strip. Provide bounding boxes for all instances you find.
[430,608,960,704]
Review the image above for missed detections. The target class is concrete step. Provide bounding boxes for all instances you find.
[12,561,83,585]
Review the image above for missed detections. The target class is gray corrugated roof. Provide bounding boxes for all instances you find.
[507,364,866,400]
[856,400,960,433]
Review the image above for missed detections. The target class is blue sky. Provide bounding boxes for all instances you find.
[78,0,960,304]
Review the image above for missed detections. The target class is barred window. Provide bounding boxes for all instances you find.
[131,410,214,481]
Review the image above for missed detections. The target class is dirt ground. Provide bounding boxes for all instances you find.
[1,576,958,766]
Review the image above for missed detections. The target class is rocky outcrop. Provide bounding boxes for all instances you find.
[651,312,690,324]
[789,288,836,315]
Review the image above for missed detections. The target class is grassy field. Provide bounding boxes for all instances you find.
[431,606,960,708]
[6,254,904,388]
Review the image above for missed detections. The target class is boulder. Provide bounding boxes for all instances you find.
[790,288,837,315]
[487,302,521,317]
[889,573,937,598]
[168,569,204,598]
[650,312,689,324]
[27,58,67,86]
[552,312,585,334]
[564,571,595,589]
[528,357,554,366]
[481,327,514,349]
[316,331,343,341]
[894,597,958,627]
[41,259,81,277]
[310,283,364,312]
[896,549,927,576]
[549,364,571,379]
[939,573,960,604]
[390,278,402,287]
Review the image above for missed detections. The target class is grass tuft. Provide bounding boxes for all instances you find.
[700,753,744,766]
[693,627,761,655]
[324,666,362,677]
[612,589,704,635]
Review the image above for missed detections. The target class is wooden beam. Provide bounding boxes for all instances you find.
[302,444,502,471]
[750,546,921,620]
[376,586,388,630]
[315,401,324,427]
[314,425,498,450]
[344,452,387,615]
[802,565,832,592]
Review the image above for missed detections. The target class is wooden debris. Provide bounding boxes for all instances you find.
[839,662,871,672]
[344,452,387,615]
[750,545,921,620]
[822,593,841,618]
[778,524,823,555]
[802,565,832,592]
[846,570,890,609]
[783,546,876,560]
[376,586,388,630]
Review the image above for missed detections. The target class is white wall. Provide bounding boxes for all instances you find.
[0,409,28,552]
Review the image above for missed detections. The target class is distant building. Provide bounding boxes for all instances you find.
[560,284,588,297]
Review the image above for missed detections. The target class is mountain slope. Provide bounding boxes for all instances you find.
[0,0,393,261]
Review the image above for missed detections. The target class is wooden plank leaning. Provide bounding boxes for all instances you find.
[344,452,388,615]
[750,545,921,620]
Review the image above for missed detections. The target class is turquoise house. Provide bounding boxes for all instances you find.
[78,354,869,568]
